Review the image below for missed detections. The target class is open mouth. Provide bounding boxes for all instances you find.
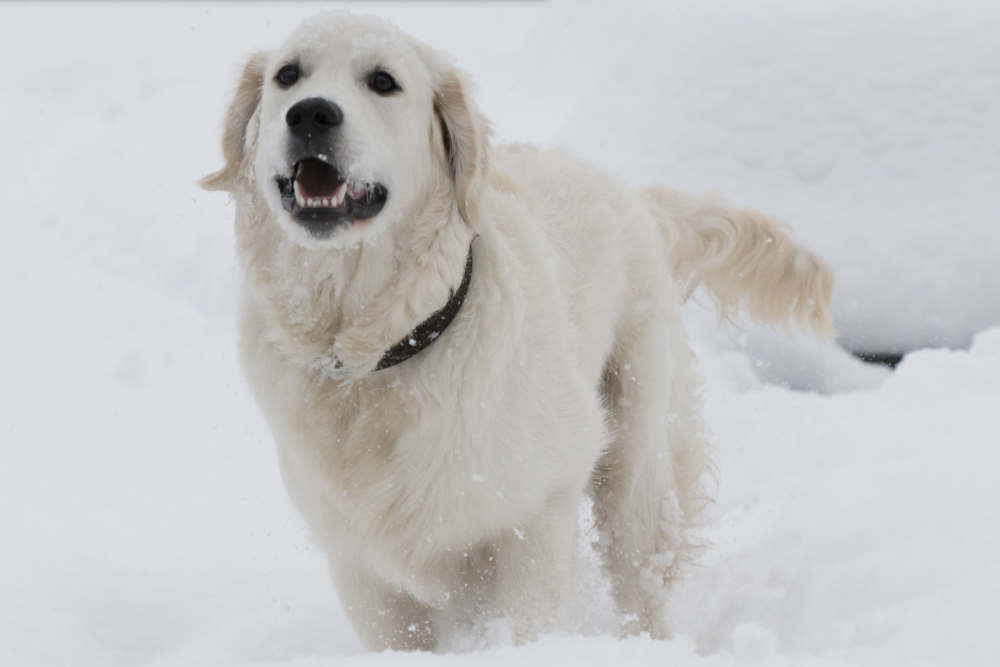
[275,158,388,237]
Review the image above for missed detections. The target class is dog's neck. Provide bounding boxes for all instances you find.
[368,240,474,371]
[235,187,474,373]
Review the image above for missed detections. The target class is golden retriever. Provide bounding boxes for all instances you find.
[202,11,832,651]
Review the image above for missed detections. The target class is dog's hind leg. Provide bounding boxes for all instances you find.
[589,295,713,638]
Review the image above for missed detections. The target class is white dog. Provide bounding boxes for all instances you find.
[202,12,832,651]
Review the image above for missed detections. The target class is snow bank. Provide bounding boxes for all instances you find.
[501,0,1000,354]
[2,2,998,666]
[670,329,1000,667]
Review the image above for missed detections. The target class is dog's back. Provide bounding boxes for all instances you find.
[489,147,833,341]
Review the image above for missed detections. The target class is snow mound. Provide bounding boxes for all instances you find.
[501,0,1000,354]
[669,328,1000,667]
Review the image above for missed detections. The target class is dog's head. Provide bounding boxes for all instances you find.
[201,13,489,247]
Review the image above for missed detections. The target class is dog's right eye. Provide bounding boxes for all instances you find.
[275,64,300,88]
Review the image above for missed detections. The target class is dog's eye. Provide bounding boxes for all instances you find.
[276,64,300,88]
[367,70,400,96]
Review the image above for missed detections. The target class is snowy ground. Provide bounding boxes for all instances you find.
[2,2,998,666]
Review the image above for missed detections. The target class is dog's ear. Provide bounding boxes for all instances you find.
[429,55,492,228]
[200,51,269,192]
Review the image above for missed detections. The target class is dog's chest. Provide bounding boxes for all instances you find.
[257,367,546,568]
[239,289,600,584]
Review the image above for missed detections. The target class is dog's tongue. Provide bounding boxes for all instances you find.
[296,158,341,198]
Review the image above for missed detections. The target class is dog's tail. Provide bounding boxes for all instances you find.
[642,186,834,335]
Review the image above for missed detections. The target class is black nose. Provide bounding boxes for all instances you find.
[286,97,343,139]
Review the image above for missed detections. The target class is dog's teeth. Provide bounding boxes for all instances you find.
[332,183,347,207]
[291,179,351,209]
[348,182,366,199]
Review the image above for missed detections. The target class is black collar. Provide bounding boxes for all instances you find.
[373,242,475,371]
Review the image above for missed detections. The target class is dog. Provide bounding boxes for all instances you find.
[201,12,833,651]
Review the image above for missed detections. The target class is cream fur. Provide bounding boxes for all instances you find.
[202,12,834,651]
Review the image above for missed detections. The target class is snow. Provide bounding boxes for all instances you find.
[671,333,1000,667]
[502,1,1000,355]
[2,2,998,666]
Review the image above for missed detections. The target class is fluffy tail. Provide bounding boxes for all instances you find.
[642,186,834,335]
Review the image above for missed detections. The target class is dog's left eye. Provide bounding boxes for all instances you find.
[367,70,400,95]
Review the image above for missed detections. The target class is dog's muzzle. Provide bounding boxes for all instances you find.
[274,158,388,239]
[275,97,389,238]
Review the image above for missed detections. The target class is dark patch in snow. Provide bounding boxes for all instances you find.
[852,351,904,368]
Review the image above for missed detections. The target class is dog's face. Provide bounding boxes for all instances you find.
[257,16,440,245]
[203,13,489,249]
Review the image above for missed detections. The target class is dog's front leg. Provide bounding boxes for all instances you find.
[329,560,436,651]
[489,491,579,643]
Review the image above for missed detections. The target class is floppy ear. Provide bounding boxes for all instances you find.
[200,51,269,192]
[431,59,492,228]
